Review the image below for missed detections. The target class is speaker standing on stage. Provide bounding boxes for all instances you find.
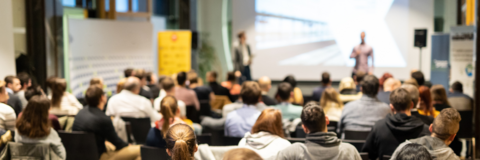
[233,31,252,82]
[350,32,374,76]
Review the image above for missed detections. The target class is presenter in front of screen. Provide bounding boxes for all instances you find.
[350,32,374,76]
[233,31,252,81]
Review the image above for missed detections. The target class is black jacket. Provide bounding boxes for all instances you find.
[7,93,22,116]
[261,95,277,106]
[72,107,128,156]
[362,113,430,160]
[209,82,234,102]
[433,103,451,112]
[411,110,434,125]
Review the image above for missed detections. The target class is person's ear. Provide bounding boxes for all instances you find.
[290,92,294,98]
[429,124,433,133]
[409,101,414,110]
[325,115,330,126]
[194,144,198,153]
[302,124,310,134]
[101,95,107,103]
[389,104,395,113]
[166,148,172,156]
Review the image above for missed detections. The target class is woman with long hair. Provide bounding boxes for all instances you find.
[418,86,440,118]
[238,108,291,159]
[146,96,185,148]
[430,85,451,111]
[320,87,344,122]
[165,124,198,160]
[49,78,83,115]
[283,75,304,105]
[15,96,66,159]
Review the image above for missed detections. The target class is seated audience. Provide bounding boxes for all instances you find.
[72,86,129,156]
[401,84,434,125]
[320,87,344,122]
[377,78,401,104]
[404,78,419,88]
[134,69,153,102]
[354,71,366,92]
[275,103,361,160]
[390,108,461,160]
[225,81,264,137]
[411,71,425,86]
[338,77,362,103]
[146,96,185,148]
[154,77,186,118]
[338,75,390,135]
[259,76,277,106]
[16,72,31,108]
[165,124,198,160]
[0,81,15,131]
[274,82,302,120]
[208,71,234,103]
[175,72,200,111]
[89,77,104,88]
[15,96,66,159]
[448,81,473,111]
[238,108,291,159]
[283,75,303,105]
[223,148,263,160]
[146,72,160,99]
[116,78,127,94]
[431,85,451,111]
[124,68,135,77]
[418,86,440,118]
[395,143,433,160]
[312,72,331,102]
[49,78,83,115]
[362,88,430,159]
[4,76,23,116]
[221,71,241,96]
[106,77,161,123]
[189,72,215,116]
[23,86,61,131]
[378,72,393,92]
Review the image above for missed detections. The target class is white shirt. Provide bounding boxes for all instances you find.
[0,103,16,131]
[106,90,161,123]
[15,90,28,109]
[153,95,187,118]
[48,92,83,115]
[241,44,250,65]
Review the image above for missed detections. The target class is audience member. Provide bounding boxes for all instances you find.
[275,103,361,160]
[401,84,434,125]
[283,75,303,105]
[225,81,264,137]
[145,72,160,99]
[223,148,263,160]
[312,72,331,102]
[175,72,200,111]
[72,86,128,156]
[273,82,302,120]
[377,78,401,104]
[124,68,135,77]
[395,143,433,160]
[221,71,241,96]
[411,71,425,86]
[431,85,451,111]
[448,81,473,111]
[16,72,31,108]
[165,124,198,160]
[134,69,153,102]
[238,108,291,159]
[89,77,104,88]
[189,72,215,116]
[208,71,234,103]
[0,80,15,131]
[338,75,390,135]
[154,77,186,118]
[378,72,393,91]
[258,76,277,105]
[106,77,161,123]
[320,87,344,122]
[49,78,83,115]
[116,78,127,94]
[15,96,66,159]
[23,86,61,131]
[338,77,362,103]
[418,86,440,118]
[146,96,185,148]
[424,81,433,89]
[390,108,461,160]
[354,71,366,92]
[362,88,430,159]
[4,76,22,116]
[404,78,419,88]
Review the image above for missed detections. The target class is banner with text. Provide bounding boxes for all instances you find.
[158,31,192,76]
[450,26,475,97]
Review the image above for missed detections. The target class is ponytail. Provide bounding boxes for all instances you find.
[160,96,178,137]
[166,124,196,160]
[172,139,191,160]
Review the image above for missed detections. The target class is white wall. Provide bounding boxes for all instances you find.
[408,0,434,80]
[0,0,16,78]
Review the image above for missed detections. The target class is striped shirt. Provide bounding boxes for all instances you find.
[0,103,16,131]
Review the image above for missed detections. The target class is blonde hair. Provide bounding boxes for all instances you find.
[160,96,178,137]
[223,148,262,160]
[166,124,196,160]
[320,87,344,113]
[116,78,127,93]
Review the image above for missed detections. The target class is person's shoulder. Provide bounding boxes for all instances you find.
[339,142,358,151]
[0,103,15,114]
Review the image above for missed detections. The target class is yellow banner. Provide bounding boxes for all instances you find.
[158,31,192,76]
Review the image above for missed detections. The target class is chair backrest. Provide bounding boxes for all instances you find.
[121,117,151,144]
[344,130,370,140]
[224,137,243,146]
[199,100,212,117]
[140,146,170,160]
[287,138,306,144]
[57,131,99,160]
[457,111,473,139]
[360,152,369,160]
[202,127,225,146]
[185,105,200,123]
[295,126,306,138]
[196,134,212,145]
[343,139,366,152]
[327,121,338,133]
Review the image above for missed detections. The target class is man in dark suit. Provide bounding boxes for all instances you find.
[4,76,22,116]
[233,31,253,82]
[258,76,277,106]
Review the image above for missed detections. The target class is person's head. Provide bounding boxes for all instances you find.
[0,81,9,103]
[431,84,450,106]
[51,78,67,108]
[176,72,187,86]
[321,72,331,86]
[396,143,433,160]
[424,81,432,89]
[146,72,157,85]
[124,68,135,77]
[411,71,425,86]
[160,96,179,137]
[430,108,461,145]
[89,77,104,88]
[206,71,218,83]
[378,73,393,89]
[17,72,31,90]
[361,75,379,97]
[226,71,236,82]
[85,85,107,110]
[240,81,262,105]
[401,84,420,108]
[123,77,141,94]
[161,77,176,94]
[25,86,45,101]
[46,76,57,90]
[258,76,272,92]
[301,102,329,134]
[237,31,246,44]
[116,78,127,93]
[251,108,284,137]
[389,88,413,113]
[360,31,366,43]
[283,75,297,88]
[5,75,21,92]
[134,69,147,86]
[419,86,434,116]
[16,96,51,138]
[276,82,293,102]
[339,77,356,92]
[320,87,343,111]
[188,71,199,85]
[354,71,366,84]
[450,81,463,93]
[223,148,262,160]
[404,78,419,88]
[383,78,401,92]
[165,124,198,160]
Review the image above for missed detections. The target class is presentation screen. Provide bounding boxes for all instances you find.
[232,0,411,81]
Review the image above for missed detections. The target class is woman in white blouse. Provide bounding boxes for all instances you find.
[320,87,344,122]
[48,78,82,115]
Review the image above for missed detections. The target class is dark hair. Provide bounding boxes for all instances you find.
[411,71,425,86]
[276,82,292,101]
[161,77,175,91]
[355,71,366,82]
[321,72,330,85]
[283,75,297,88]
[134,69,146,80]
[227,72,236,82]
[451,81,463,93]
[4,75,17,86]
[396,143,433,160]
[17,72,30,88]
[223,148,262,160]
[145,72,153,83]
[16,96,51,138]
[85,85,104,107]
[177,72,187,85]
[124,68,134,77]
[25,86,44,101]
[237,31,245,39]
[361,75,379,97]
[432,108,461,140]
[160,96,178,137]
[51,78,67,108]
[431,85,450,106]
[208,71,218,80]
[240,81,262,105]
[166,124,197,160]
[390,88,412,112]
[251,108,285,138]
[301,102,326,133]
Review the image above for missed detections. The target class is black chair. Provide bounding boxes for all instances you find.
[287,138,306,144]
[224,137,242,146]
[121,117,151,144]
[343,139,366,153]
[295,126,306,138]
[360,152,369,160]
[383,155,392,160]
[197,134,212,145]
[202,126,225,146]
[344,130,370,140]
[327,121,338,133]
[58,131,99,160]
[457,111,473,139]
[141,146,170,160]
[186,105,201,123]
[199,100,212,117]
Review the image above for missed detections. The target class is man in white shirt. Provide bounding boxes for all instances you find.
[106,77,161,123]
[153,77,186,118]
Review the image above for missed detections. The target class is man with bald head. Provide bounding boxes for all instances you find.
[258,76,277,106]
[106,77,161,122]
[377,78,401,104]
